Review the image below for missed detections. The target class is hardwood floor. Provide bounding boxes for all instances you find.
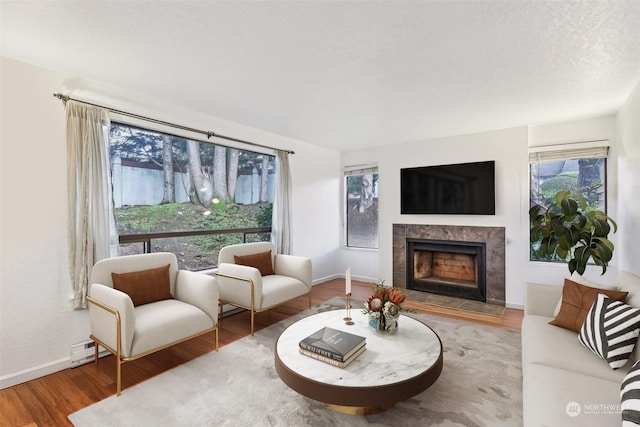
[0,279,523,427]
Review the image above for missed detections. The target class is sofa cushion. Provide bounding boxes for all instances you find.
[260,275,309,309]
[234,251,274,276]
[550,278,628,332]
[553,271,619,317]
[523,363,622,427]
[621,360,640,425]
[620,271,640,307]
[522,314,631,382]
[579,294,640,369]
[112,264,173,307]
[129,299,214,356]
[618,272,640,363]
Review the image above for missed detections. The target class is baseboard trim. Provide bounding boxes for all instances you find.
[312,274,378,286]
[0,357,70,390]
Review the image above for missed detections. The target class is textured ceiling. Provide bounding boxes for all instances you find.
[2,1,640,150]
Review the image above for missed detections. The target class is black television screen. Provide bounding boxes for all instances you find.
[401,161,495,215]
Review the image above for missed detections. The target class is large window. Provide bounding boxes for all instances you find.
[345,166,379,249]
[529,142,608,262]
[110,123,275,270]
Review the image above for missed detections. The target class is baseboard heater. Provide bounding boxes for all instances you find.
[70,340,110,368]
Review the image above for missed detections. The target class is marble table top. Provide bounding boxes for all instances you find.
[275,309,442,388]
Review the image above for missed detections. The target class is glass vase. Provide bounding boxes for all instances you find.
[368,312,399,334]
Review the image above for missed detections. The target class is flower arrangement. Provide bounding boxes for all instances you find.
[362,280,412,332]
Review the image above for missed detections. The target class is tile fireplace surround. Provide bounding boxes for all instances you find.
[393,224,506,306]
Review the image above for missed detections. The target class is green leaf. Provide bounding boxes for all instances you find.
[540,237,557,258]
[555,190,570,204]
[599,237,615,252]
[560,198,578,216]
[529,205,542,223]
[574,245,592,266]
[565,226,581,246]
[575,262,587,275]
[530,224,546,243]
[550,217,566,236]
[579,230,593,245]
[575,193,588,211]
[592,218,611,237]
[558,235,572,251]
[591,238,614,263]
[556,246,569,260]
[578,215,587,228]
[568,259,578,274]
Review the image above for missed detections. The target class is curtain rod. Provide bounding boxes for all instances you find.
[53,93,294,155]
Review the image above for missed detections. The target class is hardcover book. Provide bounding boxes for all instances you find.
[299,345,366,368]
[299,327,366,362]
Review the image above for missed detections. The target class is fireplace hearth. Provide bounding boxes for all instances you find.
[393,224,505,306]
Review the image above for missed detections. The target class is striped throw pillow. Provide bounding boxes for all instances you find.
[622,360,640,426]
[578,293,640,369]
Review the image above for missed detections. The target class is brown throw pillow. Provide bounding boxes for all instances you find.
[550,278,628,332]
[234,251,274,276]
[112,264,173,307]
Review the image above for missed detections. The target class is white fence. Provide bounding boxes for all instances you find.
[111,157,274,207]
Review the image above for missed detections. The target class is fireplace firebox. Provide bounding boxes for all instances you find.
[406,238,486,302]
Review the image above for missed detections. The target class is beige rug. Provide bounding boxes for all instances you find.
[69,297,522,426]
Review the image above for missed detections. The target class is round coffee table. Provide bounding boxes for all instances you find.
[274,309,443,414]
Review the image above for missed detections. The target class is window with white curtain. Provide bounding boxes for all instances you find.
[529,140,609,261]
[344,165,379,249]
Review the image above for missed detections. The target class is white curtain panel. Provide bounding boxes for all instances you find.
[66,100,118,309]
[272,150,292,255]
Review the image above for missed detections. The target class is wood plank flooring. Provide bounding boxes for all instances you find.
[0,279,523,427]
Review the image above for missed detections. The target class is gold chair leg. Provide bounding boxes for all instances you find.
[250,310,255,336]
[116,357,122,396]
[94,342,99,364]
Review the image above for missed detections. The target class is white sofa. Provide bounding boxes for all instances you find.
[522,271,640,426]
[89,252,219,395]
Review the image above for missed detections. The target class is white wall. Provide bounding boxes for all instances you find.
[616,80,640,276]
[342,127,530,307]
[0,56,341,388]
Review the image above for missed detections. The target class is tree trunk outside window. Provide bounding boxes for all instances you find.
[213,146,229,203]
[187,140,213,207]
[160,135,175,204]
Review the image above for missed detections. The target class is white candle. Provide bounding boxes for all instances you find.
[346,267,352,294]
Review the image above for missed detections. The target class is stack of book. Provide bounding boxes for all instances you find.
[298,326,366,368]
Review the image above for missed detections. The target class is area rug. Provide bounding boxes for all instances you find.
[69,297,522,427]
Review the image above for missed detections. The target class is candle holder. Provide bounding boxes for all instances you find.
[343,293,354,325]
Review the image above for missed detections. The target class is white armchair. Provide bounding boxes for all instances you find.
[216,242,312,335]
[88,252,219,395]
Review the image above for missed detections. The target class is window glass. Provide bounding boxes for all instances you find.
[529,157,606,261]
[345,171,379,249]
[110,123,274,270]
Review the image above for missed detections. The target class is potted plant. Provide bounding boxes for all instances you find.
[529,190,617,275]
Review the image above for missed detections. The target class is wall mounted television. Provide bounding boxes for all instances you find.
[401,160,495,215]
